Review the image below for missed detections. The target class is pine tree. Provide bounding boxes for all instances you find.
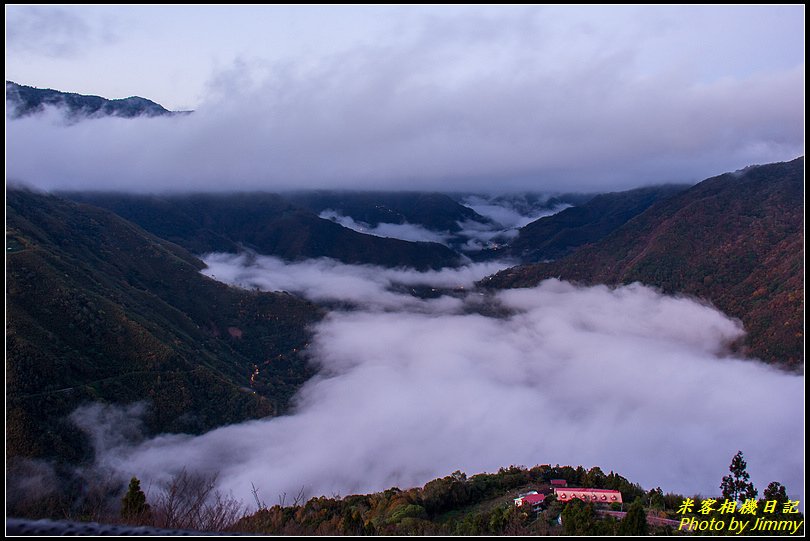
[562,499,598,535]
[720,451,758,503]
[618,500,648,535]
[762,481,789,511]
[121,476,151,521]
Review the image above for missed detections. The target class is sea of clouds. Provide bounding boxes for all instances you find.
[71,254,804,506]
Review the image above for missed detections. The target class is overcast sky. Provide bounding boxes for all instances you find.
[5,5,805,193]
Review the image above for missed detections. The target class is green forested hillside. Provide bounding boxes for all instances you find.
[486,158,804,366]
[64,192,463,270]
[6,189,322,462]
[509,185,687,262]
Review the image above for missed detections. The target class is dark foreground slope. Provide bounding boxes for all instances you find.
[487,158,804,366]
[509,185,688,262]
[65,193,462,270]
[233,464,802,536]
[233,465,648,535]
[7,190,322,462]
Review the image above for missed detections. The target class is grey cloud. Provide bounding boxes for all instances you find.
[462,196,569,230]
[5,10,804,194]
[6,6,118,58]
[202,253,508,311]
[70,402,148,456]
[78,257,803,506]
[457,196,571,250]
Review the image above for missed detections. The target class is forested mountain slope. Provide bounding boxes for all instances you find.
[486,158,804,366]
[7,189,322,462]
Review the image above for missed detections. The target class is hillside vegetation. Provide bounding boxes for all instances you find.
[286,191,493,232]
[7,189,322,462]
[509,185,687,262]
[65,192,463,270]
[486,157,804,366]
[6,80,182,119]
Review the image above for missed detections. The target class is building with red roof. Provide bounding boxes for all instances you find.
[514,491,546,510]
[519,493,546,506]
[554,487,622,505]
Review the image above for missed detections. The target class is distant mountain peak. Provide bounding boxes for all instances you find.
[5,80,189,120]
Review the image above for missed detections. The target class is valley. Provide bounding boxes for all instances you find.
[6,157,803,526]
[5,6,804,532]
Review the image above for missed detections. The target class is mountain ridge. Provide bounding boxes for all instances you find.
[7,188,322,462]
[509,184,689,262]
[6,80,188,119]
[285,191,494,232]
[484,157,804,366]
[63,192,464,270]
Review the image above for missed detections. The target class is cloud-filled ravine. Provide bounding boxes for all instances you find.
[73,254,804,504]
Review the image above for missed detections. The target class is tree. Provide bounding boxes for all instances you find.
[562,499,598,535]
[488,506,508,533]
[618,500,648,535]
[121,476,151,521]
[720,451,757,503]
[647,487,665,509]
[421,474,470,515]
[341,509,365,535]
[574,466,587,486]
[151,470,243,531]
[583,466,606,488]
[762,482,789,512]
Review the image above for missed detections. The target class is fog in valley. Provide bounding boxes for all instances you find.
[71,254,803,505]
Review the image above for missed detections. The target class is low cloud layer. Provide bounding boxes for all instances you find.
[462,195,570,230]
[6,7,804,194]
[80,255,804,505]
[319,210,452,246]
[203,253,508,311]
[458,195,572,250]
[318,197,569,252]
